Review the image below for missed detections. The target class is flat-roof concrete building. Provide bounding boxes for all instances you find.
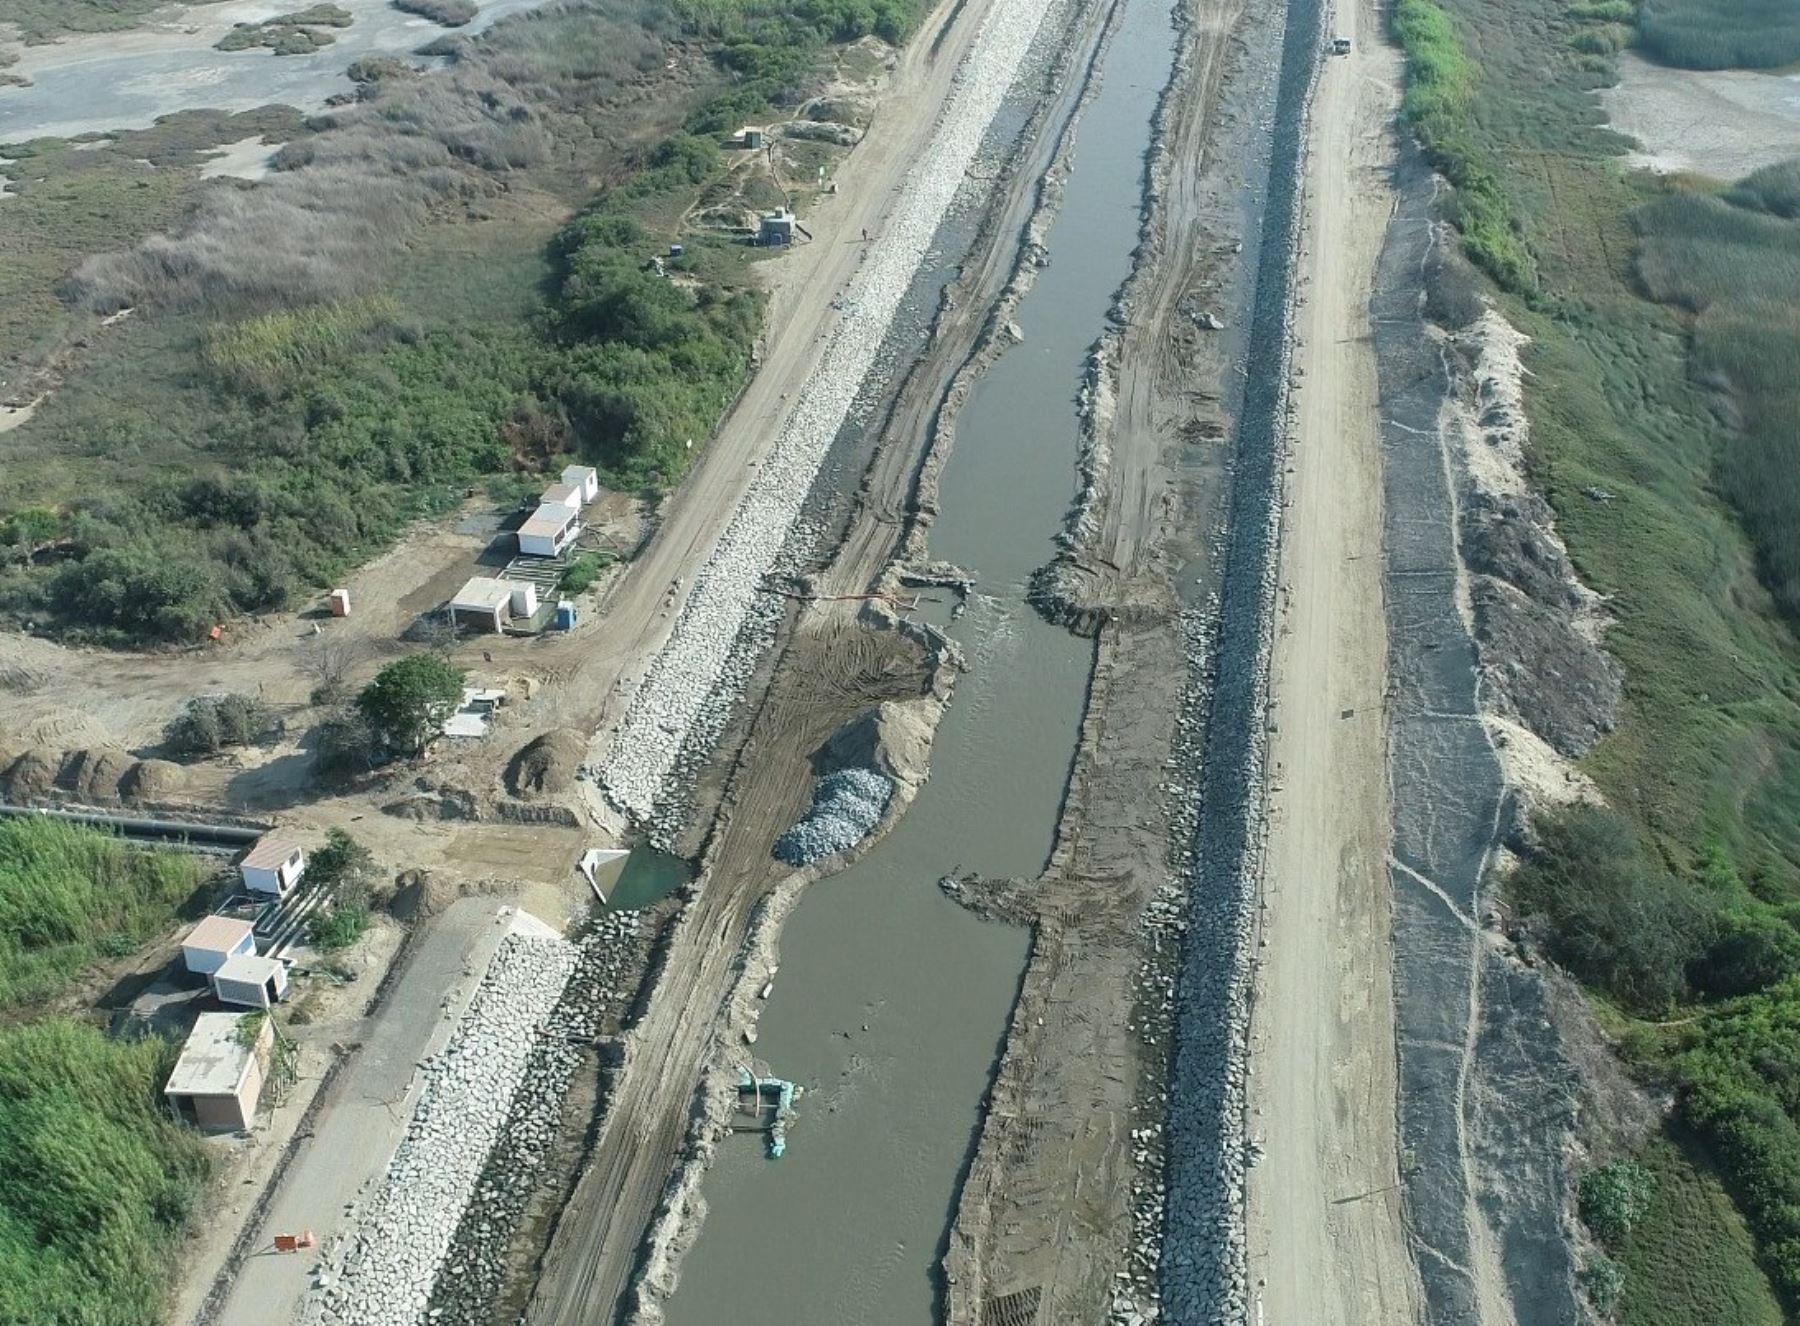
[449,577,537,633]
[518,502,580,558]
[165,1011,271,1133]
[561,464,600,504]
[182,915,256,977]
[240,835,305,898]
[213,954,288,1010]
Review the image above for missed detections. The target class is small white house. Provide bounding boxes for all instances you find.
[240,834,305,898]
[518,502,580,558]
[165,1011,270,1133]
[213,953,289,1009]
[182,915,256,977]
[450,576,515,633]
[561,465,600,504]
[540,481,583,511]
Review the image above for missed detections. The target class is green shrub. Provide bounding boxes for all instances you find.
[163,692,267,758]
[560,551,615,593]
[1582,1159,1658,1243]
[1512,807,1716,1011]
[1584,1253,1627,1314]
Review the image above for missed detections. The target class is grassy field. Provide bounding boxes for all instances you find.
[1638,0,1800,70]
[1399,0,1800,1311]
[1616,1136,1781,1326]
[0,1018,210,1326]
[0,819,214,1323]
[0,816,207,1010]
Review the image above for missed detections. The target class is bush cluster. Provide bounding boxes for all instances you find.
[306,828,376,951]
[163,692,267,759]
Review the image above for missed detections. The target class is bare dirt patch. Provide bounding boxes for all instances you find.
[1603,52,1800,179]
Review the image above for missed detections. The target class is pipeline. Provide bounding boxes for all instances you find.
[0,801,265,849]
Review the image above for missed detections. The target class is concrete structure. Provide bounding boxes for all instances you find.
[213,953,289,1009]
[540,481,583,511]
[510,582,539,620]
[518,502,580,558]
[731,126,764,149]
[328,588,351,617]
[165,1011,271,1132]
[240,835,305,898]
[182,915,256,977]
[450,576,515,632]
[760,209,796,247]
[561,464,600,504]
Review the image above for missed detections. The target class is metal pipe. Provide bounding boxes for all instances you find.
[0,802,265,846]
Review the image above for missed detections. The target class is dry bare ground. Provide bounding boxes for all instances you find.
[1242,0,1422,1319]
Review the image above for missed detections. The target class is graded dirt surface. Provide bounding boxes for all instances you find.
[1602,52,1800,180]
[1242,0,1421,1319]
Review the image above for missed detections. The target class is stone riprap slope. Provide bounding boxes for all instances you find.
[304,926,578,1326]
[596,0,1055,820]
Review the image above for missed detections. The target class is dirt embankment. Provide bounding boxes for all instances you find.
[1374,152,1591,1326]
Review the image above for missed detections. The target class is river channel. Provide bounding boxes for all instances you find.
[662,0,1181,1318]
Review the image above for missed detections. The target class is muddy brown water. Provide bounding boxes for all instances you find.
[662,0,1180,1319]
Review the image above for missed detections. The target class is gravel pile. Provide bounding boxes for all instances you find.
[772,767,893,865]
[425,911,651,1325]
[596,0,1054,821]
[305,930,579,1326]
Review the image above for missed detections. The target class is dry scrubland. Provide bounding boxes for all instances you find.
[0,0,917,644]
[1392,0,1800,1315]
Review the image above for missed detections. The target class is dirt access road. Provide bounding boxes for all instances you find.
[1243,0,1421,1321]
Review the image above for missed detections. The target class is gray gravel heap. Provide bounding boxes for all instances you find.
[772,767,893,865]
[305,931,578,1326]
[596,0,1053,822]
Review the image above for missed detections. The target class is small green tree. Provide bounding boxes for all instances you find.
[357,655,464,754]
[307,828,376,952]
[164,693,267,759]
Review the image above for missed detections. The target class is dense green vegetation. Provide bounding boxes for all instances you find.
[0,817,205,1010]
[1393,0,1800,1310]
[1390,0,1536,291]
[359,654,465,754]
[1638,0,1800,70]
[0,1018,209,1326]
[306,828,375,951]
[163,692,268,758]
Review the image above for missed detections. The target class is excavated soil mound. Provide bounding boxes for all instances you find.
[821,700,935,790]
[2,747,61,801]
[119,759,188,802]
[56,746,135,801]
[506,729,585,798]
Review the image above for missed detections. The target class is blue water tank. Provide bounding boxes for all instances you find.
[554,600,577,631]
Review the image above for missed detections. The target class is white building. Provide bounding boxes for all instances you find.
[182,915,256,977]
[165,1011,271,1133]
[240,835,305,898]
[450,576,516,632]
[213,953,289,1009]
[518,502,580,558]
[561,464,600,504]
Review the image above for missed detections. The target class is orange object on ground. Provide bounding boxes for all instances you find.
[273,1230,316,1253]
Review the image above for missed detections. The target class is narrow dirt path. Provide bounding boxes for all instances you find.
[1243,0,1421,1320]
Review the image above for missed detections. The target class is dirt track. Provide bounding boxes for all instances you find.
[1242,0,1421,1318]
